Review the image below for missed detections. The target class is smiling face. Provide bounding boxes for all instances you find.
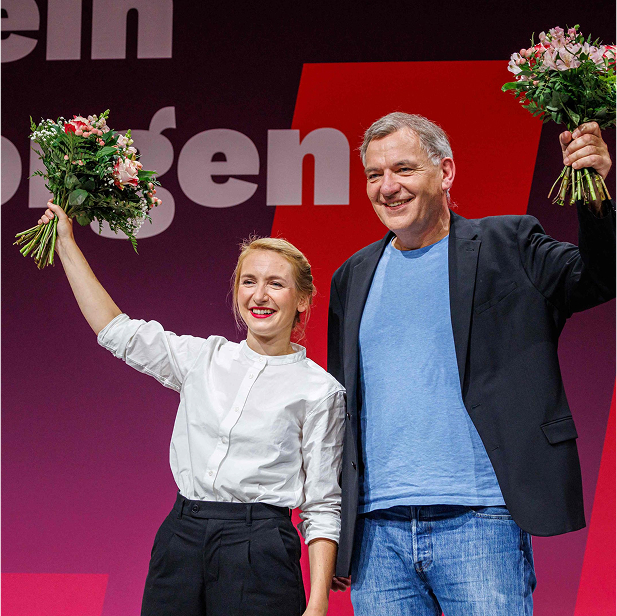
[236,249,308,354]
[364,128,455,249]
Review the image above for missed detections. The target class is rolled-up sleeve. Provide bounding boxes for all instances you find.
[97,313,207,392]
[298,389,346,545]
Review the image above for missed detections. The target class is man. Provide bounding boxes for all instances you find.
[327,112,614,615]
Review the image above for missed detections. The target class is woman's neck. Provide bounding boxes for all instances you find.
[245,332,295,356]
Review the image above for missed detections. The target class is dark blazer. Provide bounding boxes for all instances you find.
[328,202,616,577]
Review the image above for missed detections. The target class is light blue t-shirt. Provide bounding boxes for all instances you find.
[358,236,504,513]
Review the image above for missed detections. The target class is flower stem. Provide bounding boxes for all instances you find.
[548,166,566,199]
[583,169,597,203]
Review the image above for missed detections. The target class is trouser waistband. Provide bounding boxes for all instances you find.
[173,492,291,523]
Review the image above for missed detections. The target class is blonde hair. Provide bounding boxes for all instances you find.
[232,237,315,341]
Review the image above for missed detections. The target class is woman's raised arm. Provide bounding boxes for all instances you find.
[38,200,122,335]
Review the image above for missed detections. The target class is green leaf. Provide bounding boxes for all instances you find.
[97,146,117,158]
[68,188,89,206]
[82,178,96,191]
[501,82,520,92]
[76,213,92,226]
[64,173,80,189]
[137,169,157,179]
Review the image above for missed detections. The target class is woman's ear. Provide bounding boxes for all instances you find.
[297,294,309,314]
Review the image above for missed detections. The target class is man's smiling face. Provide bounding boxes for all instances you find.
[364,128,451,243]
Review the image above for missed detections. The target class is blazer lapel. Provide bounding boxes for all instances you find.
[448,211,481,390]
[344,234,392,407]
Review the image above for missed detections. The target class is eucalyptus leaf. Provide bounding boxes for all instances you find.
[64,173,79,189]
[68,188,89,206]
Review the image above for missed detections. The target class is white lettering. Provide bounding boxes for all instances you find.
[1,0,39,63]
[1,136,22,204]
[92,107,176,239]
[266,128,349,205]
[91,0,173,60]
[178,129,259,208]
[47,0,82,60]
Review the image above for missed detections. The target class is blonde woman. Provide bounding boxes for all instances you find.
[38,201,345,616]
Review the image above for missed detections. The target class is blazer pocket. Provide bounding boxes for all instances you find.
[541,416,578,444]
[475,281,518,315]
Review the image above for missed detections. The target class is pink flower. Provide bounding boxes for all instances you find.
[541,49,559,70]
[116,133,130,149]
[555,47,580,70]
[113,157,140,188]
[588,44,604,65]
[64,115,91,134]
[508,52,524,74]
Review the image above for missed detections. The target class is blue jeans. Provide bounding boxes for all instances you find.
[350,505,536,616]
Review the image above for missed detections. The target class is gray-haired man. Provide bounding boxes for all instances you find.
[328,112,614,614]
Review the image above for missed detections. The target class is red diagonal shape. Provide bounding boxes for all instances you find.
[1,574,108,616]
[273,60,542,615]
[574,383,616,616]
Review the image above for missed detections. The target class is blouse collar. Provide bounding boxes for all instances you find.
[239,340,306,366]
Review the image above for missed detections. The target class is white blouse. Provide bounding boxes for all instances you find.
[98,314,346,544]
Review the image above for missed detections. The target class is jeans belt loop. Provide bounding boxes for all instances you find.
[177,498,185,519]
[245,504,253,526]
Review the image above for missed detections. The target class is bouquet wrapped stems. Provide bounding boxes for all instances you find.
[548,166,612,206]
[14,191,72,269]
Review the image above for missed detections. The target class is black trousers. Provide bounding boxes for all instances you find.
[141,493,306,616]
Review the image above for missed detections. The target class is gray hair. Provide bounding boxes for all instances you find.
[360,112,453,166]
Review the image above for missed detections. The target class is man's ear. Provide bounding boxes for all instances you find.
[441,158,455,192]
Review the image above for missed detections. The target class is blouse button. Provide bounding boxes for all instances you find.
[249,373,255,379]
[208,470,214,476]
[234,406,240,412]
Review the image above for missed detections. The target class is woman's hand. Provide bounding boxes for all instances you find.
[38,200,75,251]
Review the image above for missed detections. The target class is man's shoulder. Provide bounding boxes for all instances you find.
[332,236,388,281]
[454,210,542,238]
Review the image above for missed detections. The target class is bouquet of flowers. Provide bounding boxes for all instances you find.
[502,26,615,205]
[15,111,162,269]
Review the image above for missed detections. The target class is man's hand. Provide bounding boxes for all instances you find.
[560,122,612,180]
[331,576,351,592]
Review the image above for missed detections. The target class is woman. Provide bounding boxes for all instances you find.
[38,200,345,616]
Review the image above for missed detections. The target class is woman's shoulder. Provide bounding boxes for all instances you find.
[301,356,346,397]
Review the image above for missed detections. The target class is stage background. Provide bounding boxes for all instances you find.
[2,2,615,615]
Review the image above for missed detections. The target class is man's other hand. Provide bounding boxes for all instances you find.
[560,122,612,180]
[331,576,351,591]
